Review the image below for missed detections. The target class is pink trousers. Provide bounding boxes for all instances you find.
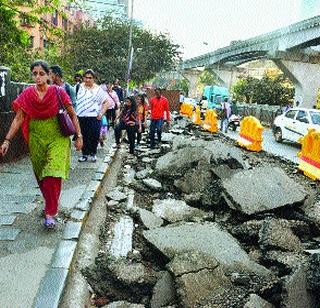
[38,177,62,216]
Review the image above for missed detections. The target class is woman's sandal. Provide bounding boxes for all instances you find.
[44,217,56,230]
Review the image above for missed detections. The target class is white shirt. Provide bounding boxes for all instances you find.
[76,84,108,117]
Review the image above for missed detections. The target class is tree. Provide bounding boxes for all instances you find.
[196,69,217,96]
[61,15,181,85]
[231,74,294,106]
[0,0,77,81]
[231,77,258,103]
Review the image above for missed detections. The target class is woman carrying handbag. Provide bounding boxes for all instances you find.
[0,60,83,229]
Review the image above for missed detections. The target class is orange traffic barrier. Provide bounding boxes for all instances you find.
[298,128,320,181]
[192,106,202,125]
[202,109,218,133]
[237,116,263,152]
[180,103,193,118]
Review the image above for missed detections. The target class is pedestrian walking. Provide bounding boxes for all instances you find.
[136,94,148,146]
[50,65,77,108]
[76,69,109,162]
[114,96,137,154]
[149,88,170,149]
[0,60,83,229]
[220,97,231,133]
[113,78,124,105]
[103,81,120,129]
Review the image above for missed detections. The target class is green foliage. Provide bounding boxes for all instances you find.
[198,69,217,86]
[231,74,294,106]
[0,0,76,81]
[197,69,217,97]
[61,15,181,84]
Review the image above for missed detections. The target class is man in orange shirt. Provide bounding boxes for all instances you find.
[149,88,170,149]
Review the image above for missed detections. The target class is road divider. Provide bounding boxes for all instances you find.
[192,106,202,125]
[237,116,264,152]
[180,103,193,118]
[298,128,320,181]
[202,109,218,133]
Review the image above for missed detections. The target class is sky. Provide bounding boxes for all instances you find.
[132,0,320,59]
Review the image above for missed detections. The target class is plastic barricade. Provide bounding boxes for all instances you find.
[202,109,218,133]
[180,103,193,118]
[192,106,202,125]
[298,128,320,181]
[237,116,264,152]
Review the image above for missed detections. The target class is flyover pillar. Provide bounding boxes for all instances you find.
[274,60,320,108]
[183,69,202,98]
[211,67,240,90]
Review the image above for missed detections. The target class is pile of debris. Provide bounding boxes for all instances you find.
[84,115,320,307]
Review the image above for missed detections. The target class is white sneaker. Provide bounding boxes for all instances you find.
[89,155,97,162]
[78,155,88,162]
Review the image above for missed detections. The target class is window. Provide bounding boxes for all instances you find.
[296,111,309,123]
[28,36,34,48]
[285,110,297,119]
[52,10,58,26]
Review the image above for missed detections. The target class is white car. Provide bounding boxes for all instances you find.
[272,108,320,143]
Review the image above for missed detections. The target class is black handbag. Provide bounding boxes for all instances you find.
[55,86,76,136]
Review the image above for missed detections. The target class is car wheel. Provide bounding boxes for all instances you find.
[274,127,283,143]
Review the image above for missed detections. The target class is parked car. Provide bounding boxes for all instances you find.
[272,108,320,143]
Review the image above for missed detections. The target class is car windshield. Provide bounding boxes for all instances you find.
[310,111,320,125]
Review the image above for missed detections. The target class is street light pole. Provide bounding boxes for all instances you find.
[126,0,134,96]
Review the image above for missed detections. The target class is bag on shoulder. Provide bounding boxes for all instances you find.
[55,87,76,136]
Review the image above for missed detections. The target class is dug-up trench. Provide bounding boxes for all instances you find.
[83,114,320,308]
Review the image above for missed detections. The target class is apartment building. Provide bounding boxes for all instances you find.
[20,1,93,49]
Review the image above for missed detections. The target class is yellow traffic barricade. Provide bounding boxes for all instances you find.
[192,106,202,125]
[298,128,320,181]
[202,109,218,133]
[237,116,264,152]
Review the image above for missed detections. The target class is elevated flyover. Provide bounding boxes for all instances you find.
[182,15,320,107]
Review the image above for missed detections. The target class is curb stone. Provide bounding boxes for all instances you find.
[33,146,118,307]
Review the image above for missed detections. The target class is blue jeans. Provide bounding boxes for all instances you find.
[149,119,163,148]
[220,118,229,133]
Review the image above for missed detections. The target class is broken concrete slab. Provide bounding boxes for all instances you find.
[161,133,176,143]
[142,178,162,191]
[222,167,307,215]
[167,251,219,277]
[150,271,176,308]
[175,267,228,307]
[173,160,217,206]
[264,251,308,270]
[303,201,320,230]
[141,157,154,164]
[244,294,275,308]
[259,219,304,252]
[106,189,127,202]
[135,169,153,180]
[138,208,163,230]
[155,146,211,178]
[104,301,145,308]
[232,220,263,243]
[144,222,270,276]
[108,260,157,287]
[282,265,317,308]
[152,199,207,223]
[109,216,133,258]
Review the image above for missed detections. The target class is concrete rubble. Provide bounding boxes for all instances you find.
[84,117,320,307]
[222,167,307,215]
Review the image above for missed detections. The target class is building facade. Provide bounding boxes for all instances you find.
[20,1,93,49]
[84,0,129,20]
